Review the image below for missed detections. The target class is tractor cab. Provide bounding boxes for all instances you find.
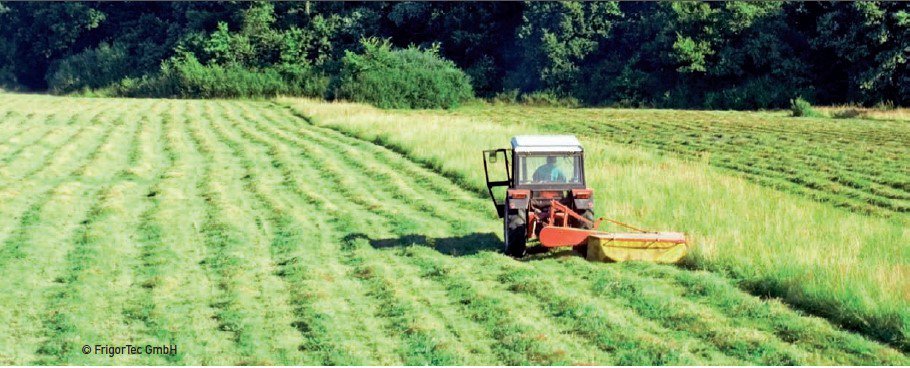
[483,135,596,256]
[483,135,589,217]
[511,135,585,189]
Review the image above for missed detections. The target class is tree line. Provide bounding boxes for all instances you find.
[1,1,908,109]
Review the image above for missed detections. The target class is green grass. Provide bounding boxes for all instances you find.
[450,104,910,216]
[0,93,906,364]
[279,98,910,353]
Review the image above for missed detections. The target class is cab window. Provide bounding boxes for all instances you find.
[517,154,582,185]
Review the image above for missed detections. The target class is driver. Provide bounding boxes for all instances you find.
[532,156,567,182]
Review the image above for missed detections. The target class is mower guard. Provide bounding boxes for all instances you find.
[538,225,688,264]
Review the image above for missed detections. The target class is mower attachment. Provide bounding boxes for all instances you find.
[536,201,689,264]
[586,232,688,263]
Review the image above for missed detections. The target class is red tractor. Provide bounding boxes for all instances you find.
[483,135,688,262]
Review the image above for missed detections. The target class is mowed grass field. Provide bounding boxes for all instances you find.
[280,98,910,353]
[0,93,906,365]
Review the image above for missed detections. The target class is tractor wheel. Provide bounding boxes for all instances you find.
[573,209,596,256]
[579,209,596,230]
[505,209,528,258]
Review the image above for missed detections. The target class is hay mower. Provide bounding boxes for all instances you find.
[482,135,688,263]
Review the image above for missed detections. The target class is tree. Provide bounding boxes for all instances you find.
[0,3,105,89]
[507,1,621,95]
[811,2,910,105]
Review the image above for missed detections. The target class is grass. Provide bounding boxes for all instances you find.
[278,98,910,353]
[0,93,906,364]
[450,104,910,216]
[815,105,910,122]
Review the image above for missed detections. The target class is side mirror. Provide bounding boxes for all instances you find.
[488,151,498,163]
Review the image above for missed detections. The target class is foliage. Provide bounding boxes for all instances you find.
[119,52,327,98]
[1,2,910,107]
[809,3,910,105]
[507,2,620,95]
[383,2,523,97]
[334,38,473,109]
[273,63,331,97]
[0,3,105,88]
[491,89,579,108]
[790,97,819,117]
[45,43,131,94]
[831,108,863,119]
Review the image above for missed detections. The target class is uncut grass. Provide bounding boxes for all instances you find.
[279,98,910,352]
[816,105,910,122]
[451,105,910,215]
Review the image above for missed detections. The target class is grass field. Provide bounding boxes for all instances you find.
[0,93,907,364]
[451,105,910,216]
[815,105,910,123]
[279,98,910,353]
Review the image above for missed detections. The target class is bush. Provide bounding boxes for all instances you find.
[120,53,328,99]
[518,90,579,108]
[874,100,895,110]
[790,97,819,117]
[334,38,473,109]
[0,63,15,91]
[705,77,794,110]
[491,89,520,105]
[274,63,330,98]
[46,43,131,94]
[490,89,579,108]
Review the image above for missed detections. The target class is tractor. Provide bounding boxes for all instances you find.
[483,135,688,262]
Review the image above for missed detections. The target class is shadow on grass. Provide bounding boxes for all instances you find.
[342,232,501,256]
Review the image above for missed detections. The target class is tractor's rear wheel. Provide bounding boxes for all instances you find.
[573,209,596,256]
[505,209,528,258]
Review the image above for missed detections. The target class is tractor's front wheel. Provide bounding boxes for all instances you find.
[579,209,595,230]
[505,209,528,258]
[573,209,596,256]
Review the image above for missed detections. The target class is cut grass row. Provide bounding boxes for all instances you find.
[224,101,502,362]
[0,94,905,364]
[279,98,910,352]
[0,102,136,363]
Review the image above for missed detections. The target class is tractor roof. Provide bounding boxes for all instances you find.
[511,135,582,153]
